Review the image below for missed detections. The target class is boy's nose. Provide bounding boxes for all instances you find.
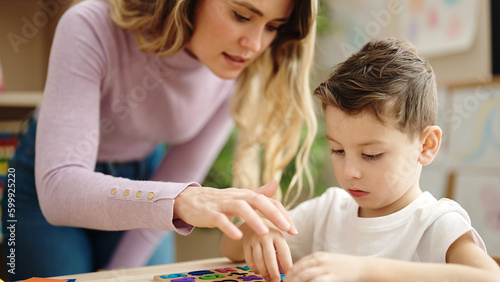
[343,157,362,179]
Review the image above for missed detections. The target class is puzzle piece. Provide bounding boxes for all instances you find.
[154,265,285,281]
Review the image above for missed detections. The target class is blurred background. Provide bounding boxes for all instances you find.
[0,0,499,278]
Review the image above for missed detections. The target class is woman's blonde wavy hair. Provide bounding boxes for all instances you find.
[91,0,317,208]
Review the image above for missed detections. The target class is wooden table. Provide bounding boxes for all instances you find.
[52,257,245,282]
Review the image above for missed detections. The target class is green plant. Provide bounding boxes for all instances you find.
[202,115,331,204]
[316,0,332,36]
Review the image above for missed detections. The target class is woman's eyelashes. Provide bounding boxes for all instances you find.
[330,149,344,155]
[233,11,249,22]
[266,25,279,32]
[233,11,281,32]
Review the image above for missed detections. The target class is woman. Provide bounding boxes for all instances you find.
[2,0,318,279]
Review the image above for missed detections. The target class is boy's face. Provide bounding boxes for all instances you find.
[324,106,423,218]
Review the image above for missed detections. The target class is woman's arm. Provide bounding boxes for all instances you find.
[107,97,234,268]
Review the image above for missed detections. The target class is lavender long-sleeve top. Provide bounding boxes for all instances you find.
[35,0,236,268]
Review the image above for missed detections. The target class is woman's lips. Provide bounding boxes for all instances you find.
[223,52,248,69]
[348,189,369,198]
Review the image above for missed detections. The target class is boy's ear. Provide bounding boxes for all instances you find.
[418,125,442,166]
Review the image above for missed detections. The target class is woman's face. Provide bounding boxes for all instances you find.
[185,0,294,79]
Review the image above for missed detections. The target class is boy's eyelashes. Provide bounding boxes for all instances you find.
[330,149,344,155]
[363,153,383,160]
[330,149,384,160]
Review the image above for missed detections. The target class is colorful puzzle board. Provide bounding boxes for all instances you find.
[154,265,285,281]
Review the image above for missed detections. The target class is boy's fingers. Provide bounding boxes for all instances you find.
[252,245,267,277]
[244,243,256,272]
[262,242,280,282]
[275,240,293,273]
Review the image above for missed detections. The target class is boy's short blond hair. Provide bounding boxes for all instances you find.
[314,37,438,140]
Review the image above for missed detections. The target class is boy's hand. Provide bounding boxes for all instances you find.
[285,252,366,282]
[240,220,293,282]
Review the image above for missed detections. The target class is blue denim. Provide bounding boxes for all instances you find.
[2,117,175,281]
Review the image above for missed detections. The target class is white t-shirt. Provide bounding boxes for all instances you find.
[286,188,486,263]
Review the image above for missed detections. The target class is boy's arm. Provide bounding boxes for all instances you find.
[444,230,500,279]
[373,231,500,282]
[285,231,500,282]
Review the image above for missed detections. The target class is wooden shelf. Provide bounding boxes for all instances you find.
[0,91,42,121]
[0,91,43,107]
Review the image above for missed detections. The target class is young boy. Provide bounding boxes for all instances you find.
[220,38,500,282]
